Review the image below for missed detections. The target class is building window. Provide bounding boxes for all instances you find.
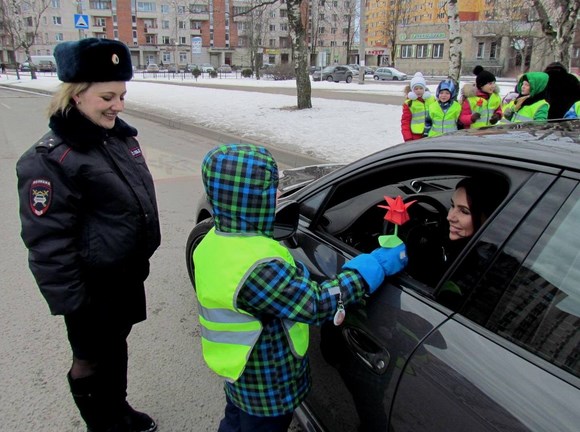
[191,20,202,29]
[280,23,288,31]
[330,41,336,47]
[162,53,171,63]
[180,52,187,62]
[269,39,276,47]
[318,40,324,47]
[179,36,187,44]
[52,16,62,25]
[55,33,64,41]
[51,0,60,8]
[177,5,186,14]
[90,1,110,10]
[132,30,137,38]
[145,35,156,44]
[319,27,325,34]
[490,41,498,59]
[25,17,34,26]
[95,17,106,26]
[161,4,169,13]
[416,44,428,58]
[137,2,155,12]
[179,20,186,29]
[477,42,485,59]
[432,43,443,58]
[162,20,169,29]
[401,44,413,58]
[162,36,170,44]
[270,24,276,31]
[280,10,287,18]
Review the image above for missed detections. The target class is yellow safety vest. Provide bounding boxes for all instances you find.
[505,99,550,122]
[467,93,501,128]
[406,96,435,134]
[427,101,461,137]
[194,227,309,382]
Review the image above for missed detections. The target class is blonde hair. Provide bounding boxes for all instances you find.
[47,82,92,117]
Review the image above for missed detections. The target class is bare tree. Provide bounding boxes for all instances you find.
[0,0,50,79]
[382,0,410,67]
[286,0,311,109]
[530,0,579,67]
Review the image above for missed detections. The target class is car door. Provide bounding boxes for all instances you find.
[289,154,546,432]
[390,176,580,432]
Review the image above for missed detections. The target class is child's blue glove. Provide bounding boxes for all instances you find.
[343,244,407,294]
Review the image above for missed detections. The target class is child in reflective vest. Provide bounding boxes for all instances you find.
[401,72,435,141]
[424,79,462,137]
[459,65,502,129]
[503,72,550,123]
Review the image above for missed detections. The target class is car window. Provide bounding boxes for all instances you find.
[309,161,510,289]
[457,180,580,378]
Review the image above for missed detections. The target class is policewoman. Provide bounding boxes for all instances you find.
[194,144,408,432]
[16,39,160,432]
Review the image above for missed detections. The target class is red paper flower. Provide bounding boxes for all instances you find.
[476,98,484,107]
[377,196,416,225]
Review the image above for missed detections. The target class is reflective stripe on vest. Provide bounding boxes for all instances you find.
[428,101,461,137]
[194,227,309,381]
[468,93,501,128]
[511,100,549,122]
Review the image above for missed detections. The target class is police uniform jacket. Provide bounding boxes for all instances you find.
[17,107,161,324]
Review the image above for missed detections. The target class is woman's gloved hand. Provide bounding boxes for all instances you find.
[343,244,408,294]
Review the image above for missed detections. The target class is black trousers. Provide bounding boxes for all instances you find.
[65,307,133,430]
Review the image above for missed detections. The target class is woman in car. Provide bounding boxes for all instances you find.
[436,176,503,308]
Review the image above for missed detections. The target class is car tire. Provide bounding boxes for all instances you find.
[185,218,214,290]
[346,75,353,83]
[374,75,379,80]
[327,76,334,82]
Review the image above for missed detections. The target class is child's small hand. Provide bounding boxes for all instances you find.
[471,112,481,122]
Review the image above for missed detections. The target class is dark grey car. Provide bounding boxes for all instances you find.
[186,120,580,432]
[313,65,354,83]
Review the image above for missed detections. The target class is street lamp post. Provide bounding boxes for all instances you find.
[358,0,365,84]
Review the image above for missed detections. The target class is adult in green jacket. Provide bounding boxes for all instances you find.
[503,72,550,122]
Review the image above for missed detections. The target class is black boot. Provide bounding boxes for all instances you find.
[68,372,129,432]
[121,403,157,432]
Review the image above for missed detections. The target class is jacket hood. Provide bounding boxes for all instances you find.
[201,144,278,236]
[517,72,549,98]
[461,82,500,99]
[49,106,137,149]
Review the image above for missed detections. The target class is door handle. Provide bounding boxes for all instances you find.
[342,327,391,375]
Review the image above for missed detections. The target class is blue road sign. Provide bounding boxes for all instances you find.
[74,14,89,29]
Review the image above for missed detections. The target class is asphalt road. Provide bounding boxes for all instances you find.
[0,86,304,431]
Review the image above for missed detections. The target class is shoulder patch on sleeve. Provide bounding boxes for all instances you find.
[29,179,52,216]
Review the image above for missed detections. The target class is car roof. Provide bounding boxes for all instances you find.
[379,121,579,165]
[300,121,580,189]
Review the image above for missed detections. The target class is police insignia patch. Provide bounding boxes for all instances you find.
[30,179,52,216]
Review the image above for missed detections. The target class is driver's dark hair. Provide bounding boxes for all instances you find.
[455,176,503,231]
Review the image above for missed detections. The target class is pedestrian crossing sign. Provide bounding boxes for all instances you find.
[74,14,89,29]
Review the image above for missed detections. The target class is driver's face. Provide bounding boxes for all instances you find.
[447,187,474,240]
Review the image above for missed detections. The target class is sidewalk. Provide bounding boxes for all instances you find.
[0,72,517,163]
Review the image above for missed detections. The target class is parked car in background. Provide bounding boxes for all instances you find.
[38,60,56,72]
[309,66,322,75]
[146,63,160,73]
[167,64,181,73]
[19,62,33,72]
[364,66,376,75]
[346,66,359,76]
[313,65,354,83]
[184,64,199,73]
[186,120,580,432]
[200,63,215,73]
[217,64,232,73]
[373,66,408,80]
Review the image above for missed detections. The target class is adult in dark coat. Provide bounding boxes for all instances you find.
[16,38,160,432]
[543,62,580,119]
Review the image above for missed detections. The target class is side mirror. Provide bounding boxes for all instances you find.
[273,201,299,241]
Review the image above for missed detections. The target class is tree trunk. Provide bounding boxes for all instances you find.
[287,0,312,109]
[531,0,579,68]
[447,0,462,82]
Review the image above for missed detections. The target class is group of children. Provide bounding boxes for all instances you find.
[401,64,580,142]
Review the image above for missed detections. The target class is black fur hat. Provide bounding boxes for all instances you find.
[54,38,133,83]
[473,65,496,89]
